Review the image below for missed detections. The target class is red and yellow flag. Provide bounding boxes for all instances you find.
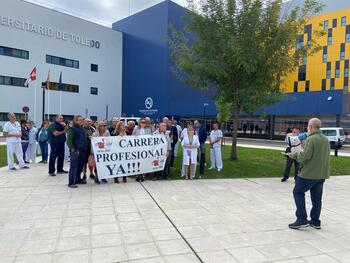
[29,67,37,81]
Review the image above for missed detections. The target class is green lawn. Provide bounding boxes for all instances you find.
[1,145,350,179]
[0,145,7,168]
[169,146,350,179]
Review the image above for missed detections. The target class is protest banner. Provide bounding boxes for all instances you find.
[91,134,168,179]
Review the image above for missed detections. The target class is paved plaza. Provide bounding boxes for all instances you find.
[1,164,350,263]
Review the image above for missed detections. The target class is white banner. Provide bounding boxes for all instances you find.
[91,135,168,179]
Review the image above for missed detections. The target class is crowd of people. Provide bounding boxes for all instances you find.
[3,112,224,188]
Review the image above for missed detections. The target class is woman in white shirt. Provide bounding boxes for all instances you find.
[182,126,200,180]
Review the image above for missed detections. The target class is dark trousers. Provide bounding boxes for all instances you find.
[49,142,65,174]
[156,151,172,179]
[293,177,325,225]
[199,143,206,175]
[283,157,299,180]
[21,141,29,162]
[170,142,177,167]
[68,149,86,185]
[39,142,48,162]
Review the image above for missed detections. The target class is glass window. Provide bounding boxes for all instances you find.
[4,77,11,85]
[294,81,298,92]
[305,80,310,92]
[11,49,22,58]
[345,77,349,91]
[328,29,332,45]
[324,20,328,30]
[322,79,326,90]
[346,26,350,42]
[342,16,347,26]
[332,18,337,28]
[91,64,98,72]
[90,87,98,95]
[0,47,3,55]
[323,46,327,62]
[0,46,29,60]
[296,35,304,49]
[46,54,79,69]
[330,78,335,90]
[298,65,306,81]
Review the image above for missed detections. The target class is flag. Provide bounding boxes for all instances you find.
[58,72,64,91]
[46,69,51,90]
[24,67,37,87]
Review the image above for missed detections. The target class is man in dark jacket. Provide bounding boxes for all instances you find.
[48,115,68,176]
[170,119,179,167]
[194,120,207,175]
[66,115,88,188]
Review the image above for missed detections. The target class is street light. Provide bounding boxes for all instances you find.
[203,103,209,128]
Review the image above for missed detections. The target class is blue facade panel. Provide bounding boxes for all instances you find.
[263,90,344,116]
[113,0,217,119]
[113,0,345,119]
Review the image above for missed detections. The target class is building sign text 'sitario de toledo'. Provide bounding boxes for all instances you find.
[0,15,101,49]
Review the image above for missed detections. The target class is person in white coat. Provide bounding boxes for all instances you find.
[26,120,38,163]
[209,123,223,171]
[182,126,200,180]
[3,112,29,170]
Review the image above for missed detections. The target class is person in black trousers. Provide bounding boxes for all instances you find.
[66,115,88,188]
[282,128,300,182]
[48,115,68,176]
[194,120,207,176]
[170,119,179,167]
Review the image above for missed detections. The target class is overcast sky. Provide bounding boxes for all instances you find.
[25,0,188,27]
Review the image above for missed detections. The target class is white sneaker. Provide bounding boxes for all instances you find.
[208,167,214,170]
[217,169,222,172]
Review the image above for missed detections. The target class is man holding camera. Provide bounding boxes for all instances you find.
[287,118,330,230]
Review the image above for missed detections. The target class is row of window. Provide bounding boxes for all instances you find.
[324,16,347,30]
[0,46,29,60]
[0,75,98,95]
[325,60,349,79]
[0,75,27,87]
[293,77,349,92]
[323,44,348,62]
[0,45,99,71]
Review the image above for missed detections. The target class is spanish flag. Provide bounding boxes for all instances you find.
[46,69,51,90]
[24,67,37,86]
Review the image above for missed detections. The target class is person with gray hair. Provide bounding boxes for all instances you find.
[3,113,29,170]
[154,122,172,180]
[287,118,330,230]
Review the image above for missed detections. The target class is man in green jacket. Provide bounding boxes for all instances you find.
[287,118,330,230]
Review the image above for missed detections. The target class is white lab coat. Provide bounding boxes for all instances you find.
[182,134,200,165]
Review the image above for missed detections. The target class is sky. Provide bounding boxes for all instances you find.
[25,0,188,27]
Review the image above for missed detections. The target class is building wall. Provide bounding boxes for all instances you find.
[113,0,217,119]
[281,7,350,93]
[0,0,123,124]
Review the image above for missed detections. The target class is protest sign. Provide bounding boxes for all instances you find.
[91,134,168,179]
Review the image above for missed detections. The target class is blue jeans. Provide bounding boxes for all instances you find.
[293,177,325,225]
[49,142,65,174]
[21,141,29,162]
[39,142,48,162]
[68,149,86,185]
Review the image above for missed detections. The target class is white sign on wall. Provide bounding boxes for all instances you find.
[91,135,168,179]
[0,15,101,48]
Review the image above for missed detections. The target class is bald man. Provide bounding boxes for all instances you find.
[287,118,330,230]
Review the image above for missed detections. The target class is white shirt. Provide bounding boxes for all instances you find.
[139,128,145,135]
[180,128,187,140]
[28,127,38,144]
[176,124,182,138]
[210,129,223,148]
[3,121,21,143]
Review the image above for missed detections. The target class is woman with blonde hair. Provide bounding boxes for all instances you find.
[92,121,110,184]
[182,125,200,180]
[111,121,127,183]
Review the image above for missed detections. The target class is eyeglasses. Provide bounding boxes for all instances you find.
[141,122,146,124]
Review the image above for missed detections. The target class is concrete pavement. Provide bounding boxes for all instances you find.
[1,163,350,262]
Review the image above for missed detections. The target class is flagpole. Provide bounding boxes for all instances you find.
[59,91,62,115]
[48,88,50,121]
[34,79,37,125]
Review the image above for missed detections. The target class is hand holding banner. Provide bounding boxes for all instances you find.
[92,134,168,179]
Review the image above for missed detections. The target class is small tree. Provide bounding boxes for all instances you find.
[168,0,323,160]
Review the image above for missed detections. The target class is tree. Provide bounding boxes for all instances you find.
[168,0,324,160]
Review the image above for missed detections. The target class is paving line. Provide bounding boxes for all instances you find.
[140,182,204,263]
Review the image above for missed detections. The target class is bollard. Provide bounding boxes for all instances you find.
[334,139,340,157]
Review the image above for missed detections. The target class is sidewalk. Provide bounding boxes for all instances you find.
[0,163,350,262]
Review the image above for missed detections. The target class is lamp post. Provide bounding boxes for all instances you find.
[203,103,209,129]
